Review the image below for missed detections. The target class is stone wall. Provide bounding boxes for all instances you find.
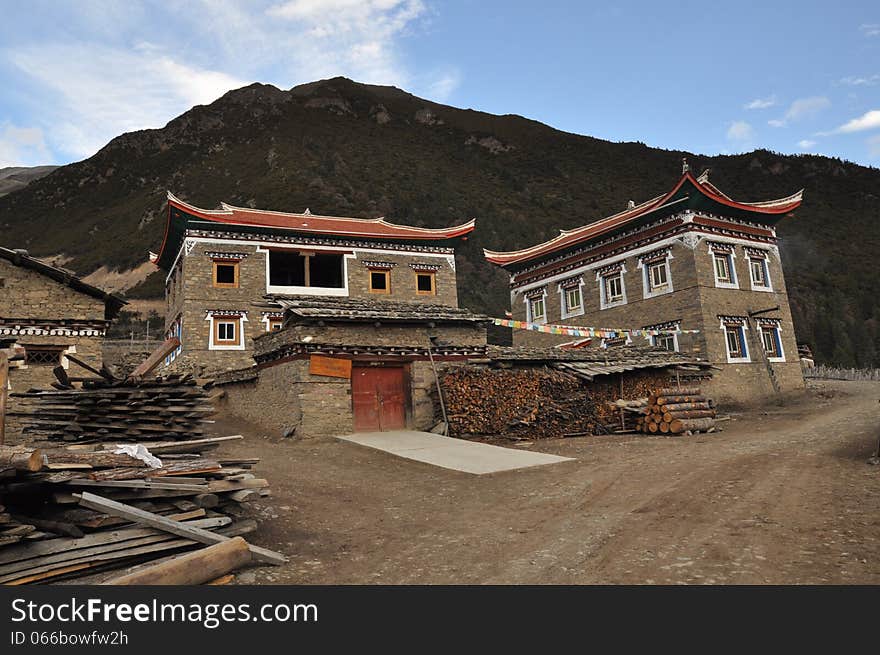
[165,239,462,373]
[218,355,470,439]
[1,259,111,440]
[508,232,804,404]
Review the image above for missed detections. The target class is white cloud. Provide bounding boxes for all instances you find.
[767,96,831,127]
[797,139,817,149]
[840,74,880,86]
[727,120,755,143]
[425,71,460,102]
[821,109,880,135]
[869,134,880,158]
[0,123,52,168]
[744,95,776,110]
[11,44,247,160]
[860,23,880,37]
[6,1,434,163]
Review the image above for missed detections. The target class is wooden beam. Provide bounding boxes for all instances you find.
[75,491,286,565]
[0,353,7,445]
[128,337,181,381]
[65,354,114,381]
[102,537,252,585]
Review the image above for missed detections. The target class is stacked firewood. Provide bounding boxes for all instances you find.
[441,367,607,439]
[0,435,281,584]
[10,376,215,443]
[636,387,717,435]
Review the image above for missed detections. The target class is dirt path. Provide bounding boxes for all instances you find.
[216,380,880,584]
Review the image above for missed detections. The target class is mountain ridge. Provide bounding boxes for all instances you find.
[2,76,879,367]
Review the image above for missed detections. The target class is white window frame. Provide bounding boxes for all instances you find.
[261,247,356,297]
[711,248,739,289]
[749,255,773,292]
[652,332,679,352]
[207,313,248,351]
[558,280,585,319]
[640,252,674,299]
[598,266,627,310]
[525,289,548,324]
[760,324,786,363]
[721,320,750,363]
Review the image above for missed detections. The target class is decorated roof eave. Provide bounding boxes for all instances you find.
[152,196,474,270]
[483,171,803,269]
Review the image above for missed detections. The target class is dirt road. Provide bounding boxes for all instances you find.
[218,380,880,584]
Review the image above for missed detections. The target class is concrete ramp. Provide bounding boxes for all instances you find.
[338,430,574,475]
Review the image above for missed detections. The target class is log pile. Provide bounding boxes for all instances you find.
[0,436,282,584]
[636,387,717,435]
[441,367,607,439]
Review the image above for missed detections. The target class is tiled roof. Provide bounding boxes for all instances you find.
[483,170,803,268]
[267,295,490,324]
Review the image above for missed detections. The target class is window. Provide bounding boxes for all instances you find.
[268,319,283,332]
[529,297,546,322]
[760,325,784,360]
[652,333,677,352]
[602,272,624,307]
[215,321,236,343]
[714,253,732,283]
[369,269,391,294]
[750,257,771,289]
[565,286,582,312]
[24,346,63,366]
[268,251,344,288]
[724,324,749,361]
[416,272,436,295]
[212,260,239,288]
[647,260,669,292]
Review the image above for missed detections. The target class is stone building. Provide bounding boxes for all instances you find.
[483,166,805,403]
[0,246,126,393]
[151,193,475,373]
[215,296,489,438]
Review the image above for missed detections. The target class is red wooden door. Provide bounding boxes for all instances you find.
[351,366,407,432]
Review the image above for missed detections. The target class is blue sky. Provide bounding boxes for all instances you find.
[1,0,879,168]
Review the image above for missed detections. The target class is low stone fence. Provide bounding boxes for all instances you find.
[802,365,880,381]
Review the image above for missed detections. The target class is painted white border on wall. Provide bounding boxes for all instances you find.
[720,318,750,363]
[638,251,675,299]
[748,254,774,293]
[558,279,586,320]
[597,263,628,310]
[207,313,248,351]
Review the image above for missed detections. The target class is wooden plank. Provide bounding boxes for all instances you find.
[65,354,115,381]
[76,492,286,565]
[128,337,181,380]
[309,354,352,379]
[0,353,7,446]
[102,537,252,585]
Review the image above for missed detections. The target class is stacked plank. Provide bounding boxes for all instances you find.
[441,367,607,439]
[636,387,717,435]
[0,435,277,584]
[10,375,215,443]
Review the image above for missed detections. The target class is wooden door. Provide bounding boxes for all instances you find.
[351,366,407,432]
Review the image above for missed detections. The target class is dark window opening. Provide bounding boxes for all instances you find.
[215,263,236,284]
[310,253,344,287]
[416,273,434,293]
[370,270,389,292]
[269,251,343,288]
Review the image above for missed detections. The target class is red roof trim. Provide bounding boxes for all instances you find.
[166,194,475,240]
[484,172,802,268]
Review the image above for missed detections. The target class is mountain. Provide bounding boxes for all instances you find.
[0,165,58,197]
[1,77,879,367]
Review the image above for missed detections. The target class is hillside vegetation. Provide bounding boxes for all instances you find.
[1,77,878,366]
